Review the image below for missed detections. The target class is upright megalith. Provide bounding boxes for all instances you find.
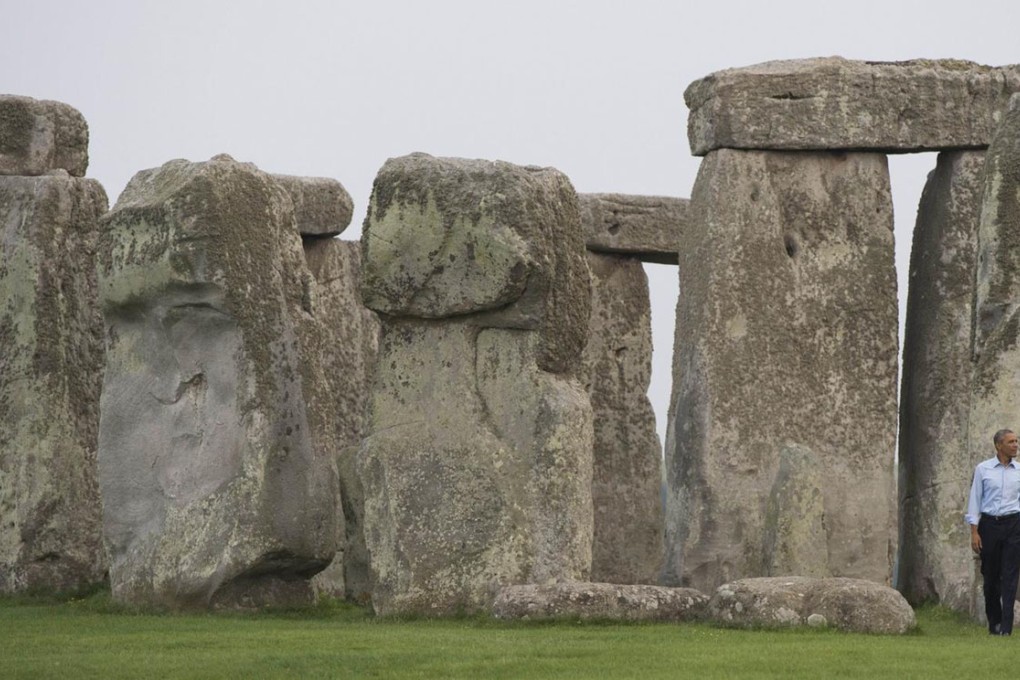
[971,94,1020,494]
[274,173,380,602]
[358,152,594,616]
[0,95,107,593]
[580,252,664,584]
[898,150,986,612]
[97,154,338,609]
[665,149,898,591]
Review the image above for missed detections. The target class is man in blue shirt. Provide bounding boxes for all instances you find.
[967,428,1020,635]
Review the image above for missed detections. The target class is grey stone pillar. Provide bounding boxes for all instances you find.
[664,149,898,592]
[580,252,664,584]
[971,95,1020,460]
[358,153,594,616]
[97,155,338,609]
[0,96,107,594]
[300,237,379,603]
[897,150,985,612]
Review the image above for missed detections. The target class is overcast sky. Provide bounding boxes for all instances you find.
[4,0,1018,443]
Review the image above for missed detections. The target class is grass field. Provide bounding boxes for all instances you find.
[0,592,1013,679]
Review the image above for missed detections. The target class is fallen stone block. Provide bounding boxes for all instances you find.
[708,576,916,634]
[492,582,707,622]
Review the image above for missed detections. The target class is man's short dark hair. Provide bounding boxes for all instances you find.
[995,429,1016,445]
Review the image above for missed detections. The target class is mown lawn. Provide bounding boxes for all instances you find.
[0,593,1011,679]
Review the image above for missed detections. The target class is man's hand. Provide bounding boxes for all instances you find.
[972,525,982,554]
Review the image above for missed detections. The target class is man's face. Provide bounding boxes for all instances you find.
[997,432,1019,460]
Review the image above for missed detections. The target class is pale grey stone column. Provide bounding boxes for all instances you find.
[97,155,338,609]
[664,149,898,592]
[897,151,986,613]
[301,237,379,603]
[971,95,1020,459]
[580,252,664,584]
[358,153,593,616]
[0,96,107,594]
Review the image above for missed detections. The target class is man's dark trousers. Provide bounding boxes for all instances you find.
[980,512,1020,634]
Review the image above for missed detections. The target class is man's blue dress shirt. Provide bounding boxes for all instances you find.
[966,457,1020,526]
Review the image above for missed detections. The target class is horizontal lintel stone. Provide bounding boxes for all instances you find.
[579,193,686,264]
[0,95,89,176]
[685,57,1020,155]
[271,173,354,237]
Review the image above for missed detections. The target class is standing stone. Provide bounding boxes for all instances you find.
[580,252,663,584]
[898,150,986,613]
[301,237,379,602]
[971,93,1020,526]
[0,172,108,593]
[359,153,593,616]
[664,149,898,592]
[97,154,337,609]
[685,58,1020,155]
[271,173,380,603]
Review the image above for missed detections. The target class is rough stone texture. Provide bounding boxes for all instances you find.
[301,238,379,602]
[685,58,1020,156]
[971,95,1020,471]
[580,252,663,584]
[897,151,986,614]
[358,153,594,616]
[664,149,898,593]
[361,152,590,375]
[272,174,354,237]
[578,193,686,264]
[0,173,108,593]
[0,95,89,177]
[708,576,916,634]
[97,154,337,609]
[492,581,707,622]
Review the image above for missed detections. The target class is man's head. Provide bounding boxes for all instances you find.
[995,429,1019,463]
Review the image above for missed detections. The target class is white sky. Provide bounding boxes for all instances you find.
[4,0,1018,443]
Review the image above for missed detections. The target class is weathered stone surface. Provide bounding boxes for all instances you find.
[97,154,337,609]
[897,151,986,614]
[762,444,827,578]
[685,58,1020,156]
[361,152,590,374]
[300,238,379,602]
[359,323,593,615]
[971,95,1020,464]
[664,149,898,593]
[272,174,354,237]
[580,253,663,584]
[359,154,594,616]
[0,95,89,177]
[0,174,108,593]
[578,193,686,264]
[492,582,707,622]
[708,577,916,634]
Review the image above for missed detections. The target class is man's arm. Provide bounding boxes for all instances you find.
[967,466,983,554]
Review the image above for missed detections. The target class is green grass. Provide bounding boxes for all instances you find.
[0,592,1012,679]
